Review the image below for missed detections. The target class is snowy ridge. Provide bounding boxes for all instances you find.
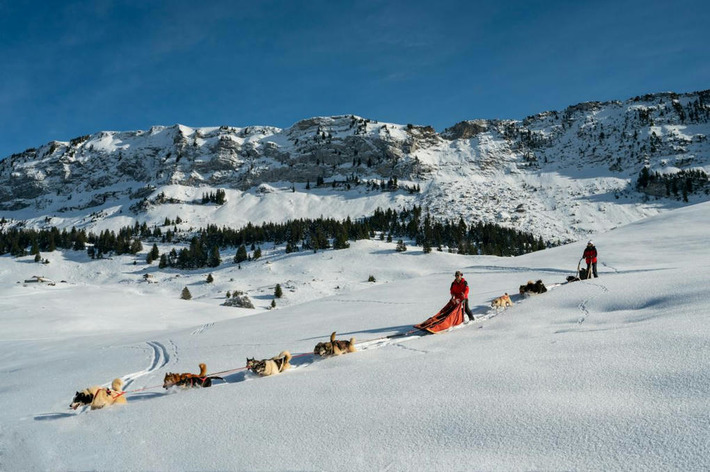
[1,90,709,242]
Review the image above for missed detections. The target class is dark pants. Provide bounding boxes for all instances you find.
[463,299,474,320]
[586,262,598,278]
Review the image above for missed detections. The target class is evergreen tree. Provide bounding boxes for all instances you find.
[396,240,407,252]
[129,239,143,255]
[159,253,168,269]
[150,244,160,261]
[637,167,650,189]
[206,273,214,283]
[181,287,192,300]
[208,245,221,268]
[234,244,248,264]
[274,283,283,298]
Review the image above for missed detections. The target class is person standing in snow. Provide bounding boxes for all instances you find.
[451,271,474,321]
[582,241,598,278]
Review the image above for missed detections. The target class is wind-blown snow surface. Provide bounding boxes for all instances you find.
[1,203,709,471]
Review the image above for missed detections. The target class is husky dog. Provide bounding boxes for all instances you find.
[314,331,357,357]
[70,386,101,410]
[71,379,127,410]
[163,363,223,389]
[491,293,513,308]
[519,280,547,295]
[90,378,127,410]
[69,379,126,410]
[246,351,292,377]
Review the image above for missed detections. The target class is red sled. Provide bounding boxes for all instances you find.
[414,300,465,334]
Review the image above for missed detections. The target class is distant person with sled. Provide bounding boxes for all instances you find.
[582,241,598,278]
[451,271,474,321]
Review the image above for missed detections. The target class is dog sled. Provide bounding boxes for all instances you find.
[414,300,465,334]
[567,258,591,283]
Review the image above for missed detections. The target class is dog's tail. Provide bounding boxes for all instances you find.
[279,351,292,363]
[111,378,124,392]
[348,338,357,353]
[198,363,208,377]
[330,331,336,343]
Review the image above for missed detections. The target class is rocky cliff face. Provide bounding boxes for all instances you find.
[1,90,709,242]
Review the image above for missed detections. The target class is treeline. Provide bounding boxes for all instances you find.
[0,206,548,266]
[636,167,709,201]
[201,189,226,205]
[307,175,421,194]
[0,224,146,258]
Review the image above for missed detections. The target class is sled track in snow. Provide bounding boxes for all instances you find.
[121,341,171,389]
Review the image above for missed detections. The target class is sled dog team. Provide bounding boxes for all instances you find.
[70,331,357,411]
[71,278,548,412]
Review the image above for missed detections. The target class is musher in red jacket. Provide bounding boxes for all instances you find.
[582,241,598,278]
[451,271,474,321]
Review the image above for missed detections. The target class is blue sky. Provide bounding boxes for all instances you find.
[1,0,708,159]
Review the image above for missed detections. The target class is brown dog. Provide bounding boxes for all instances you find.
[163,363,223,388]
[491,293,513,308]
[314,332,357,357]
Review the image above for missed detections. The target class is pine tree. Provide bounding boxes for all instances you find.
[209,245,221,267]
[181,287,192,300]
[130,239,143,255]
[423,240,432,254]
[150,244,160,261]
[234,245,248,264]
[270,299,276,308]
[206,273,214,283]
[274,283,283,298]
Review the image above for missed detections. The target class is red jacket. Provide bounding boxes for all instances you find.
[583,246,598,264]
[450,278,470,301]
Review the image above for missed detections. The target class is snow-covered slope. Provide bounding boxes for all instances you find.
[1,90,709,242]
[1,201,708,471]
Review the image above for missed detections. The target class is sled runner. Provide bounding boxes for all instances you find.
[414,300,465,334]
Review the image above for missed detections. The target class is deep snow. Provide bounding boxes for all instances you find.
[1,202,709,471]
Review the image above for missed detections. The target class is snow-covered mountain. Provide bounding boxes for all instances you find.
[1,90,709,242]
